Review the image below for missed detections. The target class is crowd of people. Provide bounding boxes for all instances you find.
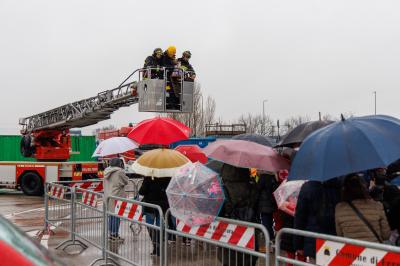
[254,153,400,264]
[142,46,196,109]
[101,151,400,263]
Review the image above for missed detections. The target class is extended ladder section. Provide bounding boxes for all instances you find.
[19,83,138,133]
[18,67,195,161]
[19,67,195,133]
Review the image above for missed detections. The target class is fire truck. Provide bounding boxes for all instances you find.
[0,67,194,195]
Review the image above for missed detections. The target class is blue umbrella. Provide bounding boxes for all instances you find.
[288,115,400,181]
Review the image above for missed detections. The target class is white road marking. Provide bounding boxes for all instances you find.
[4,205,68,249]
[4,203,73,219]
[4,206,45,219]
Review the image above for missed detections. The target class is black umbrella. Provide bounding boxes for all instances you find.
[232,133,275,147]
[276,120,333,148]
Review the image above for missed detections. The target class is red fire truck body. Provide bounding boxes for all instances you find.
[0,161,104,195]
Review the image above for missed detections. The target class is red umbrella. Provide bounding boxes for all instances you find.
[203,139,290,172]
[128,117,191,145]
[175,145,208,164]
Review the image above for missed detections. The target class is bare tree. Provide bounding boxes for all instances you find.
[234,113,275,136]
[322,113,335,121]
[203,96,216,126]
[319,112,354,122]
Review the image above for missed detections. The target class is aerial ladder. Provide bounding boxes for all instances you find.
[19,67,195,161]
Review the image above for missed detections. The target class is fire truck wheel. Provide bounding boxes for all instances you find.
[20,172,43,196]
[20,135,34,157]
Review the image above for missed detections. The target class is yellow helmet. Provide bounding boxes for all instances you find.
[166,46,176,57]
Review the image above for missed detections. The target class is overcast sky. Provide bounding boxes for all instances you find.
[0,0,399,135]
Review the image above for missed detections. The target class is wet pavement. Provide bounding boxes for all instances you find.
[0,189,102,265]
[0,189,44,232]
[0,189,274,266]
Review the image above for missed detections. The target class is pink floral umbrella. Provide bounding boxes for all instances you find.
[273,180,306,216]
[166,162,225,226]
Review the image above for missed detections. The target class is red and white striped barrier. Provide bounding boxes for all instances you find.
[114,200,143,222]
[81,191,98,207]
[316,239,400,266]
[176,219,255,250]
[70,181,103,192]
[49,184,65,199]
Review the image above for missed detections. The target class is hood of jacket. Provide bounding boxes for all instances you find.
[104,167,122,179]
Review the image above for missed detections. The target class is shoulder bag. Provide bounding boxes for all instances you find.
[347,201,383,243]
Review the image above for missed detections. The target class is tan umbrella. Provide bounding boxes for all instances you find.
[131,149,191,178]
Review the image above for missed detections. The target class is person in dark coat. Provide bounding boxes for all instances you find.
[257,172,278,240]
[143,48,163,79]
[162,46,179,108]
[177,50,196,81]
[293,178,341,259]
[369,168,400,232]
[220,164,259,222]
[218,164,258,266]
[139,176,171,256]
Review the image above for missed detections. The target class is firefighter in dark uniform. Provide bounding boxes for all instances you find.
[178,51,196,81]
[162,46,179,109]
[143,48,163,79]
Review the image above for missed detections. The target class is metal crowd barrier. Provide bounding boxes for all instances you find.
[164,209,270,266]
[74,187,107,265]
[104,196,164,266]
[275,228,400,266]
[45,181,274,266]
[44,179,135,261]
[44,183,88,253]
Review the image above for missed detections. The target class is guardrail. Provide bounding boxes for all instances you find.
[104,196,164,266]
[44,183,88,253]
[73,187,107,265]
[164,209,270,266]
[275,228,400,266]
[44,181,400,266]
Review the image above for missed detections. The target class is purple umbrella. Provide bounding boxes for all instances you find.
[203,139,290,172]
